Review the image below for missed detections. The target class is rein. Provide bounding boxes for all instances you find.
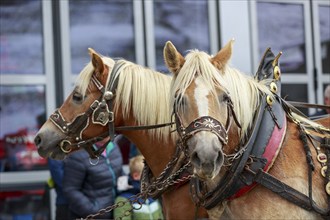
[49,62,174,159]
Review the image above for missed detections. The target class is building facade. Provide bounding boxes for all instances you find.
[0,0,329,219]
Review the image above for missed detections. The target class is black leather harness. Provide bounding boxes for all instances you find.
[175,48,330,217]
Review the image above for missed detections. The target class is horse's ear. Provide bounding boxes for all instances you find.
[211,39,234,71]
[163,41,185,75]
[88,48,104,76]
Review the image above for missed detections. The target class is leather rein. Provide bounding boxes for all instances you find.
[49,62,173,159]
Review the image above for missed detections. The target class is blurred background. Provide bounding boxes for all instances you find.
[0,0,329,219]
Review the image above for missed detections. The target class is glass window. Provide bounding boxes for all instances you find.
[154,0,210,72]
[319,5,330,73]
[0,86,47,172]
[0,0,44,75]
[257,2,306,73]
[69,0,135,74]
[282,84,308,115]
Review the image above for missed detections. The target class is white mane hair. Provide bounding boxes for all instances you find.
[75,56,175,142]
[170,50,274,138]
[75,57,115,97]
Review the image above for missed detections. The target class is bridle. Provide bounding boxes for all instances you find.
[49,63,121,159]
[173,94,241,150]
[49,62,174,159]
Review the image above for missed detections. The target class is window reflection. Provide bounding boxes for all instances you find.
[69,0,135,74]
[0,0,44,74]
[257,2,306,73]
[282,84,308,115]
[0,86,47,172]
[319,6,330,73]
[154,0,210,72]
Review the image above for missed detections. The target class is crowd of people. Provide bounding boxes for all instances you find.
[48,135,163,220]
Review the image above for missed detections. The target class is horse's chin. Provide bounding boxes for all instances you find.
[38,145,66,160]
[193,167,219,180]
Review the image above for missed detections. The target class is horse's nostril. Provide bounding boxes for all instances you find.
[191,152,201,168]
[34,135,41,146]
[216,151,224,166]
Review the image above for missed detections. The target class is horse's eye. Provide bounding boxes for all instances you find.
[72,92,83,103]
[219,93,230,103]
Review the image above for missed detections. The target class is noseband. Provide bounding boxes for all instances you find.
[49,63,122,159]
[174,96,241,148]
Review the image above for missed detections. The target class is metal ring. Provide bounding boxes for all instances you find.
[89,157,100,165]
[60,140,72,153]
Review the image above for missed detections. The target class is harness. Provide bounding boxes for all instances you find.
[173,48,330,217]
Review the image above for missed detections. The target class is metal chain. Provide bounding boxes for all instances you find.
[141,161,192,195]
[83,192,147,220]
[83,157,192,220]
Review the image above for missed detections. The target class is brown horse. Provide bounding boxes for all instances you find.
[34,49,208,219]
[164,40,330,219]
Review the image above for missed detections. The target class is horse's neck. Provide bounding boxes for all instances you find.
[122,130,176,177]
[118,112,176,177]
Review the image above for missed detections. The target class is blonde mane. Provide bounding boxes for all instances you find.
[75,57,175,142]
[170,50,274,138]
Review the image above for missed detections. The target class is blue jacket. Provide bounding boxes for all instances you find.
[63,142,123,219]
[48,159,68,205]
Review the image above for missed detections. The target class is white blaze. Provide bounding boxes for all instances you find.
[194,76,210,116]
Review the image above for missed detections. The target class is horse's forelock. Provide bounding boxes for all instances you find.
[75,62,94,97]
[74,56,115,97]
[170,50,225,115]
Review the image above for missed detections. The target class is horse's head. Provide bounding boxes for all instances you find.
[34,48,116,160]
[164,40,241,180]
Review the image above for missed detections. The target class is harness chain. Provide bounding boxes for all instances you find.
[84,146,192,220]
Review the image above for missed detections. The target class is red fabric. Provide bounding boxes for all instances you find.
[230,117,287,199]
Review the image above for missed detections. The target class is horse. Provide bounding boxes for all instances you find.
[34,48,208,219]
[163,40,330,219]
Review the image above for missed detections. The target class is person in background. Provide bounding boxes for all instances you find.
[48,159,70,220]
[63,137,123,219]
[114,155,164,220]
[310,84,330,117]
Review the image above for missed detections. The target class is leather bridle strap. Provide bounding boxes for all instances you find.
[288,101,330,110]
[248,168,329,216]
[174,97,241,145]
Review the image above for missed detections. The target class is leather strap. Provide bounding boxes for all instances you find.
[252,168,329,216]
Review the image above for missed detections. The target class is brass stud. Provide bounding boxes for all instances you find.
[270,82,278,93]
[326,182,330,196]
[266,95,273,105]
[317,153,327,163]
[63,126,67,130]
[76,137,80,141]
[321,166,327,178]
[274,66,281,80]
